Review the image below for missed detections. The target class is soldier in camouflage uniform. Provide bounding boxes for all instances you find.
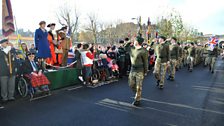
[202,44,209,67]
[153,36,170,89]
[167,37,179,81]
[183,43,189,67]
[177,42,183,69]
[187,42,196,72]
[124,36,148,106]
[208,44,219,73]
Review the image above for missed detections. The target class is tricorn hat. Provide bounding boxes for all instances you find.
[47,23,56,27]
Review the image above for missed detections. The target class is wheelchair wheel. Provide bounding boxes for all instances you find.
[92,69,100,81]
[18,77,28,97]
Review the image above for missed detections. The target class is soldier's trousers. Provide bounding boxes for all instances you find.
[187,56,194,70]
[0,76,15,101]
[208,57,216,72]
[153,59,167,86]
[204,56,209,66]
[183,55,187,66]
[168,59,177,78]
[129,71,144,101]
[178,57,183,68]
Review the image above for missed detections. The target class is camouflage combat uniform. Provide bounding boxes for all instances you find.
[125,42,148,102]
[187,46,196,71]
[208,46,219,73]
[178,45,183,69]
[153,42,170,87]
[168,43,179,80]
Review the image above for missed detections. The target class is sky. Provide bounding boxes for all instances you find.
[1,0,224,34]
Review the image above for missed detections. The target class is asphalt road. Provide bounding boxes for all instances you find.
[0,58,224,126]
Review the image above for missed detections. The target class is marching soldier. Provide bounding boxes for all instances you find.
[202,44,209,67]
[208,44,219,73]
[177,42,183,69]
[153,36,170,89]
[167,37,179,81]
[124,36,148,106]
[183,43,189,67]
[187,42,196,72]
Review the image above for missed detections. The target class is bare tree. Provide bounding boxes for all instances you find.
[57,4,80,42]
[85,13,99,44]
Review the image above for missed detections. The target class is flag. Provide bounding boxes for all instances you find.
[147,17,151,41]
[208,37,219,51]
[209,37,218,45]
[2,0,15,37]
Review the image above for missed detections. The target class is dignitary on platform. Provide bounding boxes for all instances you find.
[46,23,57,66]
[34,21,51,70]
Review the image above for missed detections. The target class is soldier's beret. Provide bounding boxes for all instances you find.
[119,40,124,44]
[136,36,144,44]
[159,36,166,41]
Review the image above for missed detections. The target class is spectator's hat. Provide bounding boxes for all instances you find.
[27,51,36,56]
[0,38,8,44]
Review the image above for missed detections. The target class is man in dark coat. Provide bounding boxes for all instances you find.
[0,38,17,102]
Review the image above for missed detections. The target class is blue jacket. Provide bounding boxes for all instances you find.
[34,28,51,58]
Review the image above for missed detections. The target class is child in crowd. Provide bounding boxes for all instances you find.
[111,59,119,78]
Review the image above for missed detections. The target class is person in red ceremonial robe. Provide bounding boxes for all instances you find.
[46,23,57,66]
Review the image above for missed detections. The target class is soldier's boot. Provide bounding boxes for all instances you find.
[132,100,140,106]
[167,75,171,80]
[156,80,160,86]
[159,85,164,89]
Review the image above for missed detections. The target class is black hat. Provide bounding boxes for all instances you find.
[124,37,129,41]
[119,40,124,44]
[61,25,68,30]
[0,38,8,44]
[136,36,144,45]
[159,36,166,41]
[47,23,56,27]
[39,21,46,25]
[171,37,177,41]
[27,51,36,56]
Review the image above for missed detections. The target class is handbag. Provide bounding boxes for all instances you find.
[55,47,63,54]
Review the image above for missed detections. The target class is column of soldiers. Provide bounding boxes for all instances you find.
[152,36,220,90]
[125,35,220,106]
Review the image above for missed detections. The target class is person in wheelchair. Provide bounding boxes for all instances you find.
[22,51,50,93]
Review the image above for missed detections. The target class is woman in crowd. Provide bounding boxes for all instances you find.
[21,42,29,59]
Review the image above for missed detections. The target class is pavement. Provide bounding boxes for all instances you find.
[0,58,224,126]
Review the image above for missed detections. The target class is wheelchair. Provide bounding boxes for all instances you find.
[92,59,109,83]
[17,74,51,101]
